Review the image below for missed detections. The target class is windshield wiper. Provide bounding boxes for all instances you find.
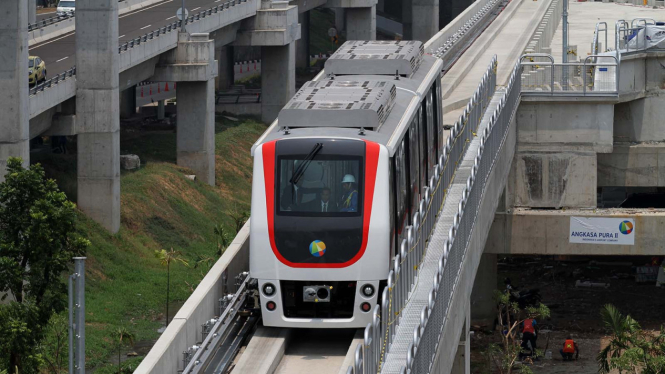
[289,143,323,185]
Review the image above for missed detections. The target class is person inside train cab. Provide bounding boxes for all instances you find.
[339,174,358,212]
[305,187,336,212]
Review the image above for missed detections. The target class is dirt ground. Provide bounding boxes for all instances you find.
[470,255,665,373]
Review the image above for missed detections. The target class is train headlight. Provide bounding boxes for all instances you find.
[263,283,276,297]
[360,302,371,313]
[266,301,277,311]
[361,284,375,297]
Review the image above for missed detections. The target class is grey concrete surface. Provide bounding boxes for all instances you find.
[412,0,439,42]
[29,0,36,25]
[441,0,547,122]
[486,208,665,256]
[274,329,355,374]
[450,311,470,374]
[470,253,497,323]
[296,11,310,68]
[511,151,598,209]
[345,5,376,40]
[336,330,363,374]
[262,44,296,123]
[135,221,251,374]
[231,326,292,374]
[120,86,137,118]
[598,142,665,187]
[0,0,30,181]
[614,94,665,142]
[152,33,217,185]
[216,45,235,90]
[177,81,216,185]
[76,0,121,233]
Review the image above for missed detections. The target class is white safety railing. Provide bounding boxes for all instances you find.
[592,21,608,56]
[520,54,619,95]
[615,18,659,53]
[29,0,248,98]
[347,56,498,374]
[402,59,520,374]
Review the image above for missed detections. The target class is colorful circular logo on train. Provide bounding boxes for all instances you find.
[309,240,327,257]
[619,220,633,235]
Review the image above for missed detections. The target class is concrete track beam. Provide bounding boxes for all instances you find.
[76,0,121,233]
[0,0,29,181]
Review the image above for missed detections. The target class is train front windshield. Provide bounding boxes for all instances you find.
[273,139,366,264]
[278,157,362,216]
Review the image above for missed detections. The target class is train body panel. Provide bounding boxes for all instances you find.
[249,41,445,328]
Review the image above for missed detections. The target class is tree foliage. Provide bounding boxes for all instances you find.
[154,248,188,326]
[597,304,665,374]
[485,290,550,374]
[0,158,89,373]
[111,327,135,374]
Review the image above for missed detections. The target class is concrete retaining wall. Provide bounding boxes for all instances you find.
[134,220,250,374]
[487,209,665,255]
[598,142,665,187]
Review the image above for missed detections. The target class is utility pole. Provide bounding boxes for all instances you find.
[181,0,187,32]
[562,0,568,63]
[68,257,87,374]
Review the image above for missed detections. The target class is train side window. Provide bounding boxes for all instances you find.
[395,141,408,246]
[435,78,444,157]
[418,104,427,191]
[426,87,435,173]
[406,119,420,220]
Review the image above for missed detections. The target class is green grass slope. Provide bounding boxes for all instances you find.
[34,117,266,371]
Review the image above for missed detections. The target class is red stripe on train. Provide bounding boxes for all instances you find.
[262,139,380,268]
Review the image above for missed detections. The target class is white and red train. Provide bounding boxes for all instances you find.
[250,41,444,328]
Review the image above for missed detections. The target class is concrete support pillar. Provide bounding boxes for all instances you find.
[413,0,439,42]
[0,0,30,181]
[261,44,295,123]
[346,6,376,41]
[215,45,235,90]
[76,0,121,233]
[471,253,498,323]
[157,100,165,120]
[402,0,413,39]
[334,8,345,33]
[296,11,310,69]
[176,81,215,185]
[29,0,36,25]
[451,305,471,374]
[120,86,136,118]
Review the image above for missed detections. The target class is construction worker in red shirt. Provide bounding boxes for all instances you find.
[560,336,580,361]
[520,317,538,358]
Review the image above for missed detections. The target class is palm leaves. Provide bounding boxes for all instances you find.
[154,248,189,327]
[597,304,665,374]
[111,327,135,374]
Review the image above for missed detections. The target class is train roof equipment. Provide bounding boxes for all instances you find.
[252,40,442,156]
